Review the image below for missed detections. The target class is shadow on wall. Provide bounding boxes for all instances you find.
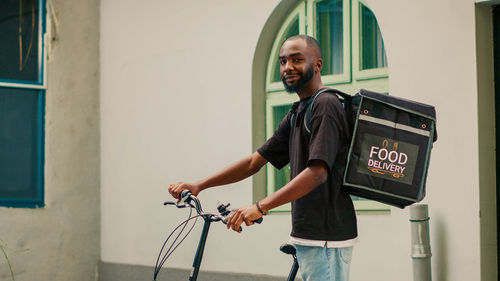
[433,214,448,281]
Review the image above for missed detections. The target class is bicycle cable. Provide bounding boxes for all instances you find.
[154,207,196,280]
[153,205,213,280]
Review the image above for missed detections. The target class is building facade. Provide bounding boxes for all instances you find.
[0,0,498,280]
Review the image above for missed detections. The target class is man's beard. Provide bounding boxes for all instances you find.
[281,64,315,93]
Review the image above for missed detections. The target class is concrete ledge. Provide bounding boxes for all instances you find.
[98,261,291,281]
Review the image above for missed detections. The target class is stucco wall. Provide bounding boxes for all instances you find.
[0,0,100,281]
[358,0,482,280]
[100,0,490,281]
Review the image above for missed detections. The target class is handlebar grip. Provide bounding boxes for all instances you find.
[237,217,263,232]
[180,190,192,198]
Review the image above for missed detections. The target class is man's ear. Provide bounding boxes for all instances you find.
[315,58,323,73]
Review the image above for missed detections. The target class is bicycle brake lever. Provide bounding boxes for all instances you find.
[163,201,189,209]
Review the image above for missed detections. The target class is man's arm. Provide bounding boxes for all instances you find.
[225,159,328,232]
[168,152,268,199]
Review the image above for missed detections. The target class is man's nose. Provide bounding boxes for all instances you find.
[283,60,294,72]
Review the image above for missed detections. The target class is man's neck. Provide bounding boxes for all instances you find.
[296,81,324,100]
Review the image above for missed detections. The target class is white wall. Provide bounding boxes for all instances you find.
[100,0,295,276]
[363,1,481,280]
[101,0,487,280]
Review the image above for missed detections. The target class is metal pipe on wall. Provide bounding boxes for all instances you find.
[410,204,432,281]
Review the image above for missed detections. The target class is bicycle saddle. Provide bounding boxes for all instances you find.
[280,243,296,255]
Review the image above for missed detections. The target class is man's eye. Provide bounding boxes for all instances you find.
[293,58,302,63]
[279,60,286,65]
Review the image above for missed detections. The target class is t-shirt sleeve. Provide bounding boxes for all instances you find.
[307,94,348,172]
[257,113,291,170]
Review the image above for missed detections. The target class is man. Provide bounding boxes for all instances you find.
[168,35,357,281]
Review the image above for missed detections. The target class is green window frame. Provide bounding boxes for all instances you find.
[263,0,389,212]
[0,0,46,208]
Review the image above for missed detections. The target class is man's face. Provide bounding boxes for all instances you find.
[279,39,317,93]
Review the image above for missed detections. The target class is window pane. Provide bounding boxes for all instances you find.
[0,87,43,205]
[0,0,41,82]
[271,17,300,83]
[316,0,343,76]
[360,4,387,70]
[272,104,292,191]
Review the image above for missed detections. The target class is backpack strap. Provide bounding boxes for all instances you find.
[289,102,300,128]
[303,88,351,134]
[289,88,352,131]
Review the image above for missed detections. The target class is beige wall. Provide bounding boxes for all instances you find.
[361,0,483,280]
[0,0,100,281]
[100,0,495,280]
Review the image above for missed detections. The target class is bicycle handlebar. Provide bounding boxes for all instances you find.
[164,190,263,228]
[155,190,265,281]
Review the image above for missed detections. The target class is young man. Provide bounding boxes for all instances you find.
[168,35,357,281]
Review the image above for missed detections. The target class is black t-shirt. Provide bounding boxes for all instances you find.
[258,89,358,241]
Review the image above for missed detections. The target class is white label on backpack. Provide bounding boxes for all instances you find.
[356,134,419,185]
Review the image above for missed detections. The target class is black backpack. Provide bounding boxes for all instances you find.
[290,88,437,208]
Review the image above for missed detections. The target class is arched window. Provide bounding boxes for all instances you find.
[263,0,389,212]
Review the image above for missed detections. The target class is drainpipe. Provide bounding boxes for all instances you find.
[410,204,432,281]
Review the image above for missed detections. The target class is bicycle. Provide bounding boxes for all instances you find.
[153,190,299,281]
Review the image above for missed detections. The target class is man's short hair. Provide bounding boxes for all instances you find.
[285,35,322,58]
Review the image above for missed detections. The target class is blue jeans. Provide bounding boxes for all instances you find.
[294,244,353,281]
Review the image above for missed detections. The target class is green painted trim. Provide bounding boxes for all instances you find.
[265,93,297,199]
[475,5,499,280]
[351,0,389,81]
[355,70,389,81]
[352,77,389,92]
[265,3,306,93]
[308,0,352,84]
[253,0,302,203]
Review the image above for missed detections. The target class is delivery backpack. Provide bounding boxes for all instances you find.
[292,88,437,208]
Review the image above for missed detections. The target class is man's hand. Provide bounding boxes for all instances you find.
[225,205,263,233]
[168,182,201,200]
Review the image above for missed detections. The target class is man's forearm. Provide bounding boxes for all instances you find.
[196,152,267,191]
[258,161,328,212]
